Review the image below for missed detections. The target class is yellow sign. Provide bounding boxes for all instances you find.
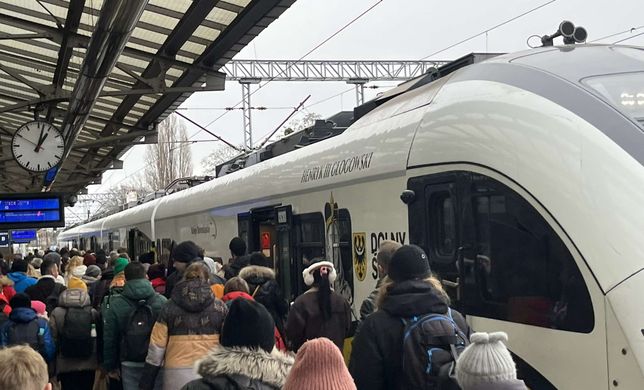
[353,232,367,281]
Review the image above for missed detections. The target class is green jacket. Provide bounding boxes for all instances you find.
[101,278,167,370]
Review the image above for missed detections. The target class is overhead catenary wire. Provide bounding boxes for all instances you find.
[590,25,644,43]
[420,0,558,60]
[613,31,644,44]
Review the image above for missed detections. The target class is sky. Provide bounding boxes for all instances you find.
[69,0,644,222]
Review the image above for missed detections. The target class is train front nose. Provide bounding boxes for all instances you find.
[606,269,644,387]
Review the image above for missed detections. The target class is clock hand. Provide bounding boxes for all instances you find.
[34,128,44,152]
[34,133,48,153]
[16,133,40,148]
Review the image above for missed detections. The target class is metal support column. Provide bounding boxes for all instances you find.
[347,78,369,106]
[239,78,261,149]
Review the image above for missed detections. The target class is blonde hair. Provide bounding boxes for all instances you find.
[183,262,210,281]
[0,345,49,390]
[376,275,451,309]
[66,256,83,276]
[224,276,249,295]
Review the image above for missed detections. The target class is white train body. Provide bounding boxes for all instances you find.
[60,45,644,388]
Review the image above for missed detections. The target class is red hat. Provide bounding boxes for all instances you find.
[283,338,356,390]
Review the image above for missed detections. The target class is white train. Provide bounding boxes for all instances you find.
[59,45,644,388]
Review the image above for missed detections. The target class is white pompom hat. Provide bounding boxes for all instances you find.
[455,332,518,388]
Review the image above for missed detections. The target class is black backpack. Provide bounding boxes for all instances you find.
[120,297,154,362]
[61,306,94,359]
[6,319,45,354]
[45,284,64,314]
[400,308,469,390]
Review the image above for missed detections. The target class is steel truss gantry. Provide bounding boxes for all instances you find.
[221,60,449,149]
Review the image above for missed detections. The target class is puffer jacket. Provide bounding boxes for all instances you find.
[239,266,288,338]
[180,345,294,390]
[8,271,37,293]
[0,306,55,362]
[359,278,382,321]
[286,287,351,352]
[0,275,16,302]
[101,278,167,371]
[92,267,114,309]
[349,280,471,390]
[49,289,99,374]
[141,278,228,390]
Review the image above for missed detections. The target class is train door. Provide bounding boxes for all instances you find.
[407,170,606,389]
[292,212,325,300]
[128,228,153,261]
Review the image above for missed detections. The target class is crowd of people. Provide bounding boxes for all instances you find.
[0,238,528,390]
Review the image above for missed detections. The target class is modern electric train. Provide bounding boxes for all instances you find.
[59,45,644,388]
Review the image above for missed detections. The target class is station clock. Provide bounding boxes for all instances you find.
[11,121,65,172]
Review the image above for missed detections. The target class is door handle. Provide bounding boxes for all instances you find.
[442,277,461,301]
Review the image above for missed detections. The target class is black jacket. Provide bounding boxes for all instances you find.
[92,267,114,309]
[24,276,66,312]
[180,344,293,390]
[239,266,288,336]
[164,269,183,299]
[349,280,470,390]
[223,255,250,280]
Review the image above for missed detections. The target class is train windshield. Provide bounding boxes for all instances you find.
[584,72,644,125]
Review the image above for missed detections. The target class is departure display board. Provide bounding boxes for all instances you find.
[0,232,8,247]
[0,194,65,228]
[10,229,37,243]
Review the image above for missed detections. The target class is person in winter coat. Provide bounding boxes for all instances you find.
[0,293,55,363]
[92,256,128,309]
[49,289,100,390]
[222,276,287,352]
[102,262,167,390]
[359,240,401,321]
[349,245,471,390]
[109,257,128,290]
[147,264,167,295]
[455,332,528,390]
[43,252,67,286]
[68,264,88,291]
[284,337,356,390]
[0,274,16,303]
[286,260,351,352]
[181,299,294,390]
[25,258,66,315]
[64,256,84,284]
[203,257,225,299]
[8,259,38,293]
[141,262,228,390]
[223,237,249,280]
[239,252,288,341]
[164,241,202,299]
[83,264,102,300]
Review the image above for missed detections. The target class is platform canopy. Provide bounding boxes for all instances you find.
[0,0,294,198]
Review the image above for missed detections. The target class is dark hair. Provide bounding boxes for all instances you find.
[147,263,166,280]
[0,260,9,275]
[41,259,57,276]
[95,249,107,265]
[311,259,333,321]
[59,247,69,256]
[124,262,146,281]
[172,241,202,264]
[229,237,246,257]
[249,252,270,268]
[10,259,28,273]
[138,251,155,264]
[10,293,30,309]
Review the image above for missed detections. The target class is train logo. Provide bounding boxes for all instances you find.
[353,232,367,281]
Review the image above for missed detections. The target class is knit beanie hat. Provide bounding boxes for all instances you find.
[30,258,43,269]
[388,245,431,282]
[83,254,96,266]
[71,265,87,278]
[31,300,46,316]
[456,332,518,389]
[113,257,129,274]
[284,338,356,390]
[221,299,275,353]
[10,293,31,309]
[68,277,88,291]
[86,265,101,278]
[172,241,202,264]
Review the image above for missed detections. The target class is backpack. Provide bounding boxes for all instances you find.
[400,308,469,390]
[6,319,45,354]
[61,306,94,359]
[45,284,64,314]
[120,297,154,362]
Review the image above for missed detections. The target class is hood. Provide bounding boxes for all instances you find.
[464,380,528,390]
[101,267,115,280]
[380,279,448,317]
[230,256,251,271]
[171,279,214,312]
[121,278,156,301]
[58,288,91,308]
[8,272,29,283]
[239,265,275,284]
[197,345,294,388]
[150,278,166,288]
[82,275,99,284]
[9,307,37,323]
[222,291,254,302]
[0,275,14,287]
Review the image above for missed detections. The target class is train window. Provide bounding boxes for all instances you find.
[463,174,594,333]
[337,209,354,304]
[429,192,456,257]
[293,213,325,298]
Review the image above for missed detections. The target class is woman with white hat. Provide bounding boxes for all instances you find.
[286,259,351,352]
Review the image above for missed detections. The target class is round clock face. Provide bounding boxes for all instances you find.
[11,121,65,172]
